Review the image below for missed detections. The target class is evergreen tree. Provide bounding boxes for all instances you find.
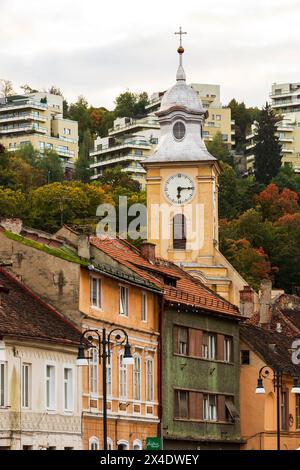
[254,103,282,185]
[74,129,93,183]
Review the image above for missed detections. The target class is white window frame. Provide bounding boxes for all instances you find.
[45,364,56,411]
[224,337,233,363]
[90,276,102,309]
[117,440,129,450]
[208,334,217,360]
[146,357,154,402]
[133,354,142,402]
[0,362,7,408]
[119,352,127,400]
[107,438,113,450]
[107,353,112,398]
[89,437,99,450]
[22,363,31,409]
[119,286,129,316]
[133,439,143,450]
[203,394,217,422]
[63,366,74,412]
[89,348,98,397]
[141,292,147,322]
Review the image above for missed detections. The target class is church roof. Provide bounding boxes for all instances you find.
[160,81,204,114]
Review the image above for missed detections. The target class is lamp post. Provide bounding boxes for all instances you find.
[77,327,134,450]
[255,366,300,451]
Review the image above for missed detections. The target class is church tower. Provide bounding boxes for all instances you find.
[144,30,248,306]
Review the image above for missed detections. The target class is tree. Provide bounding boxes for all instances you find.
[74,129,93,183]
[227,99,261,147]
[115,91,149,118]
[67,96,91,143]
[36,149,64,183]
[272,164,300,198]
[0,187,27,218]
[206,132,233,166]
[0,79,15,97]
[253,103,282,184]
[254,183,299,221]
[101,166,140,192]
[20,84,39,94]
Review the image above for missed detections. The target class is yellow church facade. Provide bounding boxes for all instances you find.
[144,41,248,307]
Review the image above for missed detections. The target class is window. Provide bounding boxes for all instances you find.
[173,214,186,250]
[146,358,154,402]
[39,141,45,151]
[221,134,228,142]
[175,390,189,419]
[225,398,239,423]
[119,353,127,399]
[202,334,217,360]
[0,362,6,407]
[119,286,129,316]
[46,365,55,410]
[133,440,142,450]
[64,368,73,411]
[107,354,112,397]
[216,114,221,120]
[203,394,217,421]
[64,128,71,135]
[296,395,300,430]
[22,363,31,409]
[224,337,233,363]
[141,292,147,322]
[133,355,141,401]
[178,328,188,355]
[47,143,53,149]
[281,390,288,431]
[89,348,98,396]
[107,438,113,450]
[89,437,99,450]
[90,277,101,308]
[241,350,250,365]
[173,121,186,141]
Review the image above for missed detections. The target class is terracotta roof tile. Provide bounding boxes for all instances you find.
[90,237,239,318]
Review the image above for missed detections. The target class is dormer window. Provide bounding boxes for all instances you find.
[173,121,186,141]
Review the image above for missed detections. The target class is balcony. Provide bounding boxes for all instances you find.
[90,141,151,157]
[277,126,294,132]
[90,154,145,169]
[279,137,294,143]
[55,148,75,158]
[0,99,48,112]
[0,124,48,135]
[109,118,159,135]
[0,112,47,123]
[281,147,294,153]
[272,98,300,108]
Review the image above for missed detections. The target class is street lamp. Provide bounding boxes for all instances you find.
[76,327,134,450]
[255,366,300,451]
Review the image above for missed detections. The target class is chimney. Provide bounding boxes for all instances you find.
[259,279,272,327]
[0,218,23,235]
[239,286,255,318]
[77,235,90,260]
[140,242,156,262]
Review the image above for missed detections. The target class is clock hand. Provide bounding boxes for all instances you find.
[179,186,194,191]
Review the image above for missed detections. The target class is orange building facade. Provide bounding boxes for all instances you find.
[79,266,161,450]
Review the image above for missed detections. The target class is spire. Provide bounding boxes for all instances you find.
[175,26,187,82]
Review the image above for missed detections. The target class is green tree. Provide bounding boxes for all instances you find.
[227,99,261,147]
[272,164,300,198]
[115,91,149,118]
[67,96,91,143]
[206,132,233,165]
[37,149,64,183]
[101,166,140,192]
[0,187,27,218]
[254,103,282,185]
[74,129,93,183]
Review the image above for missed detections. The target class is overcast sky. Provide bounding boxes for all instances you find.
[1,0,300,109]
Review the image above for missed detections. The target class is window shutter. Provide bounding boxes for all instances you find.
[218,395,226,422]
[189,392,203,420]
[217,334,225,361]
[173,327,179,354]
[189,329,202,357]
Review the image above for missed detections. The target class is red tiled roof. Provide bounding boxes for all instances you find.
[0,268,82,346]
[90,237,240,318]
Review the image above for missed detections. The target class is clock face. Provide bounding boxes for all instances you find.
[164,174,195,205]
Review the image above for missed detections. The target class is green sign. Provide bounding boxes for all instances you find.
[146,437,162,450]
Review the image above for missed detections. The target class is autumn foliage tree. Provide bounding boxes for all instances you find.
[254,183,299,221]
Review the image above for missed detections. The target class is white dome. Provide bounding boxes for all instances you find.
[160,81,204,114]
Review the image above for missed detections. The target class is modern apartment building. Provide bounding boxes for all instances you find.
[246,82,300,173]
[90,118,159,186]
[0,92,79,172]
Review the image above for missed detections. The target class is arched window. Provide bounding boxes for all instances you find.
[89,437,99,450]
[107,438,113,450]
[133,439,143,450]
[117,440,129,451]
[173,214,186,250]
[107,353,112,397]
[119,353,127,400]
[89,348,98,396]
[133,355,141,401]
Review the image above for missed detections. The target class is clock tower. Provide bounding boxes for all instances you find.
[143,30,248,306]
